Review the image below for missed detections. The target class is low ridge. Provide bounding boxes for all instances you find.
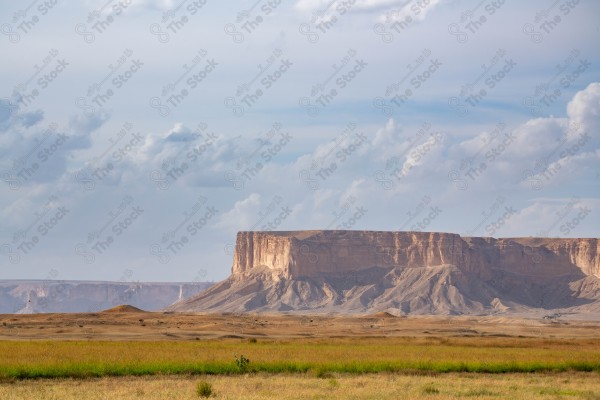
[102,304,146,313]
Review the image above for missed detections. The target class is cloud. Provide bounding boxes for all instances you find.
[1,0,598,282]
[164,123,201,142]
[376,0,444,23]
[567,82,600,135]
[0,96,43,133]
[0,107,107,192]
[439,83,600,193]
[501,197,599,238]
[216,193,262,230]
[296,0,409,13]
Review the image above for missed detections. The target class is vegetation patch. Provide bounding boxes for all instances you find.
[0,338,598,380]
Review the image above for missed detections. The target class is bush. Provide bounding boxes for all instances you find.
[235,354,250,372]
[313,369,334,379]
[423,383,439,394]
[196,381,213,398]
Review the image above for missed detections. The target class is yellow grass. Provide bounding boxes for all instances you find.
[1,337,599,378]
[1,372,599,399]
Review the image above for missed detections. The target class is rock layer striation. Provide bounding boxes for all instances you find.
[170,231,600,316]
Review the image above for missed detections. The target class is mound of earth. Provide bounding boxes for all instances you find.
[370,311,398,318]
[102,304,146,313]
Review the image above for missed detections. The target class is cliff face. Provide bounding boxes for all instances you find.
[232,231,600,279]
[509,237,600,278]
[171,231,600,316]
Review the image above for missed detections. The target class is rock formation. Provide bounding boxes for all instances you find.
[169,231,600,317]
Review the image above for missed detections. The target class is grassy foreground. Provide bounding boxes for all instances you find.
[1,372,599,399]
[1,337,600,379]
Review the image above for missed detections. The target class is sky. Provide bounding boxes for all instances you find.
[0,0,599,283]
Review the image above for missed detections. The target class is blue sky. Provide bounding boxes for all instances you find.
[1,0,599,282]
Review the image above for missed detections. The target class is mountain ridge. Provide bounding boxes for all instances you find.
[168,230,600,317]
[0,280,213,314]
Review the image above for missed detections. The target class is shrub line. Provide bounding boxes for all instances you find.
[2,360,599,380]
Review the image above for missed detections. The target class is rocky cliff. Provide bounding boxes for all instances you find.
[170,231,600,317]
[231,231,600,279]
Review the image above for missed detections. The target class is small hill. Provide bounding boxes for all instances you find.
[370,311,398,318]
[101,304,146,313]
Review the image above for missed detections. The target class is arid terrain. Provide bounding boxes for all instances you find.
[2,372,599,400]
[1,309,599,399]
[2,230,600,399]
[2,308,600,341]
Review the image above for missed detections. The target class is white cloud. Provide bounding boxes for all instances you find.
[1,0,599,281]
[567,82,600,135]
[376,0,444,23]
[216,193,262,230]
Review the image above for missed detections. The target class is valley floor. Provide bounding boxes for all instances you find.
[1,312,599,398]
[2,311,600,341]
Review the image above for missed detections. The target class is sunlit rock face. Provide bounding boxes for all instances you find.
[170,231,600,317]
[231,231,599,279]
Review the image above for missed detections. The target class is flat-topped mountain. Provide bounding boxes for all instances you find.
[169,231,600,317]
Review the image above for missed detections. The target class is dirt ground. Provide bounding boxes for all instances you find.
[1,310,599,341]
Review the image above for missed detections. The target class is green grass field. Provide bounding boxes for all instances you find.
[2,337,599,379]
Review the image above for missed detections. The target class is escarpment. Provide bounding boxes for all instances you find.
[169,231,600,317]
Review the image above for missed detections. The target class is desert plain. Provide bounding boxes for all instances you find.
[1,308,599,399]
